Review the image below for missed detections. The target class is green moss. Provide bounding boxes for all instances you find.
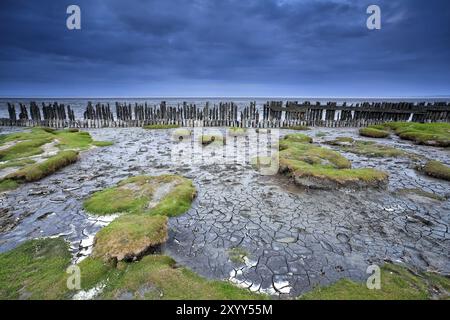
[76,257,117,291]
[299,263,450,300]
[228,247,248,264]
[93,215,168,262]
[0,179,19,192]
[143,124,180,130]
[0,238,264,300]
[92,141,114,147]
[0,129,104,189]
[0,137,53,161]
[6,150,78,182]
[359,127,390,138]
[279,134,388,188]
[84,175,196,217]
[54,130,95,150]
[282,125,310,131]
[326,138,407,158]
[423,160,450,181]
[0,238,71,300]
[228,127,247,136]
[382,122,450,147]
[0,158,35,169]
[99,255,264,300]
[282,133,313,144]
[325,137,355,145]
[200,134,226,146]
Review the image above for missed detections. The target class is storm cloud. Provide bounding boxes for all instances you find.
[0,0,449,97]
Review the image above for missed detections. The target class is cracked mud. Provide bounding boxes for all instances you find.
[0,127,449,297]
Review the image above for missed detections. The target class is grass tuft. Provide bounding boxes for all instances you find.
[143,124,180,130]
[422,160,450,181]
[93,215,168,262]
[299,263,450,300]
[92,141,114,147]
[359,127,390,138]
[0,238,71,300]
[83,175,196,217]
[6,151,78,182]
[228,127,247,136]
[279,134,388,188]
[326,138,407,158]
[282,125,310,131]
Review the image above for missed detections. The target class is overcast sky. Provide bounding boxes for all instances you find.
[0,0,449,97]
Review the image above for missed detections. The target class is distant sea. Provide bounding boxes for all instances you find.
[0,97,449,119]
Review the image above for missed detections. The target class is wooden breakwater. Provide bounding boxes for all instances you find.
[1,100,449,129]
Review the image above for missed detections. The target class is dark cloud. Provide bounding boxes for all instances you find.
[0,0,449,97]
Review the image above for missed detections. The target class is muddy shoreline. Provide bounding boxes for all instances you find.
[0,126,449,297]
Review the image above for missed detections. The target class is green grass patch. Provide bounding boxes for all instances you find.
[0,238,71,300]
[93,215,168,262]
[143,124,180,130]
[279,134,388,188]
[228,127,247,136]
[0,238,265,300]
[0,179,19,192]
[423,160,450,181]
[92,141,114,147]
[359,127,390,139]
[325,137,355,145]
[282,133,313,144]
[0,137,53,161]
[373,122,450,147]
[326,138,407,158]
[98,255,264,300]
[83,175,196,217]
[6,150,78,182]
[282,125,310,131]
[0,158,35,169]
[299,263,450,300]
[0,128,103,189]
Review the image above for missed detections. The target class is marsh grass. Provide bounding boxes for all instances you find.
[423,160,450,181]
[279,134,388,188]
[359,127,390,138]
[0,238,71,299]
[0,128,113,190]
[0,238,264,300]
[92,215,168,262]
[299,263,450,300]
[363,122,450,147]
[282,125,310,131]
[7,150,79,182]
[326,138,407,158]
[384,122,450,147]
[83,175,196,217]
[228,127,247,136]
[143,124,180,130]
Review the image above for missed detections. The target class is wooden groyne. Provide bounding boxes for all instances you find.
[1,101,449,129]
